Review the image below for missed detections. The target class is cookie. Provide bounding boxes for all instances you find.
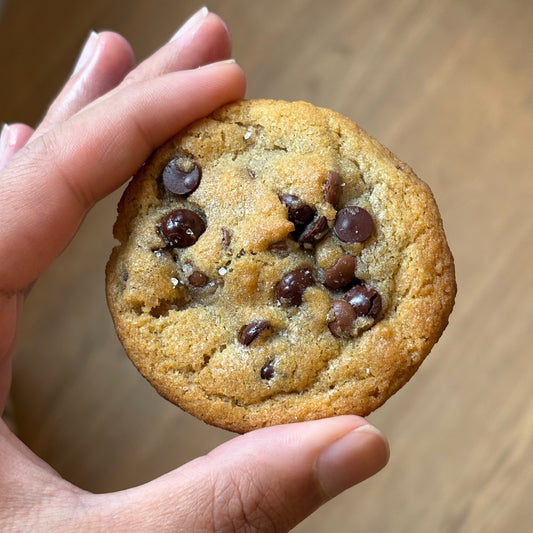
[106,99,456,433]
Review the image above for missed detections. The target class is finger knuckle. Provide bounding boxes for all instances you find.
[31,130,94,210]
[121,68,143,88]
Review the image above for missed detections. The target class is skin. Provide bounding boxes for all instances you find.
[0,9,388,532]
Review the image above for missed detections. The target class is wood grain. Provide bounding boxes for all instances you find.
[1,0,531,531]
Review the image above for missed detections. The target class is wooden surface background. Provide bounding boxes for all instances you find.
[1,0,531,531]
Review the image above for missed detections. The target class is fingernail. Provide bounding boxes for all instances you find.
[198,58,237,69]
[0,123,15,151]
[170,6,209,42]
[0,123,11,149]
[73,30,99,74]
[316,423,389,499]
[0,123,14,169]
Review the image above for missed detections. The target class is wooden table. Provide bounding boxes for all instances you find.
[1,1,531,531]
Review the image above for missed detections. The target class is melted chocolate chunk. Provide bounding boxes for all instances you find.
[159,209,205,248]
[343,285,382,319]
[161,159,201,196]
[328,299,357,338]
[323,255,357,289]
[239,320,271,346]
[188,270,209,287]
[298,216,329,248]
[334,206,374,243]
[260,360,275,380]
[278,194,315,226]
[275,268,314,306]
[324,171,343,207]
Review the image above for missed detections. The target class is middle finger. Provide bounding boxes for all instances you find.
[120,7,232,87]
[34,8,232,137]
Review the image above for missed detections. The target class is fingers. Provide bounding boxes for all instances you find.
[34,8,232,136]
[0,61,246,293]
[0,123,34,170]
[0,8,242,294]
[34,31,135,136]
[87,417,389,531]
[120,7,232,87]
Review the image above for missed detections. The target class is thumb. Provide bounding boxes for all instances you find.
[87,416,389,532]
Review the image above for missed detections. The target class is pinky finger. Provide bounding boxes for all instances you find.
[0,123,35,170]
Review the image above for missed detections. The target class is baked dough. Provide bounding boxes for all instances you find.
[106,99,456,433]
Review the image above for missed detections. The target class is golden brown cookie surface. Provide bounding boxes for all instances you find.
[106,99,456,433]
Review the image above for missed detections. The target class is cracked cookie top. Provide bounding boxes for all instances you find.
[106,99,456,433]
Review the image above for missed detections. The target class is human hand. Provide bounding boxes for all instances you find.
[0,8,388,531]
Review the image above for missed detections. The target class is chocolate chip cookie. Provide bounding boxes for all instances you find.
[106,99,456,433]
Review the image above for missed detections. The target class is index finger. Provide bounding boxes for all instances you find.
[0,61,246,294]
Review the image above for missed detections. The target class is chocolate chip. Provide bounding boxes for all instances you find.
[159,209,205,248]
[324,171,343,207]
[328,299,357,338]
[260,360,275,380]
[278,194,315,226]
[275,268,314,306]
[343,285,382,319]
[188,270,209,287]
[334,206,374,243]
[221,227,231,247]
[298,216,329,248]
[161,159,201,196]
[323,255,357,289]
[239,320,271,345]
